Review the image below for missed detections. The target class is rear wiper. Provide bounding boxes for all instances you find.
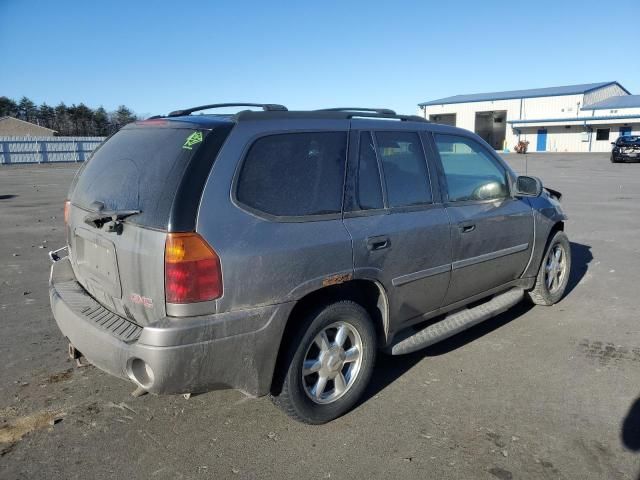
[84,209,141,232]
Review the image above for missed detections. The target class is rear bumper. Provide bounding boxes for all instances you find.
[49,257,293,396]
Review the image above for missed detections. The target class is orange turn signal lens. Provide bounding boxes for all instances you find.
[63,200,70,225]
[164,233,222,304]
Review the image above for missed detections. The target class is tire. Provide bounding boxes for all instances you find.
[527,230,571,306]
[271,301,377,424]
[610,155,617,163]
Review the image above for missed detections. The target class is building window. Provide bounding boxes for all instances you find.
[596,128,610,141]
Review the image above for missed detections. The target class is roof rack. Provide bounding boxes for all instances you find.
[315,107,427,122]
[168,103,288,117]
[317,107,397,115]
[233,110,428,123]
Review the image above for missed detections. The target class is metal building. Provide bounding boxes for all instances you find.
[418,82,640,152]
[0,116,57,137]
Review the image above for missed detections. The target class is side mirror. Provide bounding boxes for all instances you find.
[611,142,616,145]
[514,175,542,197]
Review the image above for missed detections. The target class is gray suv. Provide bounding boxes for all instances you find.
[49,104,570,424]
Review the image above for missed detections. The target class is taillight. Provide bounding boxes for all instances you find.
[164,233,222,304]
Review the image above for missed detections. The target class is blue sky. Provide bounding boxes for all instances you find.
[2,0,639,117]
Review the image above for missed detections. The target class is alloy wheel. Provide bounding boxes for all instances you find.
[301,321,363,404]
[545,243,567,294]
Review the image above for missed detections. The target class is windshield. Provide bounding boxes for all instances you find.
[618,136,640,145]
[71,126,211,229]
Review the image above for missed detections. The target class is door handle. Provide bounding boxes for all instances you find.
[367,236,390,251]
[460,224,476,233]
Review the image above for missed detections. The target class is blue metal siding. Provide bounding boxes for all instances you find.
[582,95,640,110]
[508,114,640,125]
[418,81,625,107]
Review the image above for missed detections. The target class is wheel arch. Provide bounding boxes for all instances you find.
[552,220,565,232]
[523,214,566,279]
[543,220,565,255]
[269,279,389,395]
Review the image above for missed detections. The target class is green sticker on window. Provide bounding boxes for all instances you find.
[183,131,203,150]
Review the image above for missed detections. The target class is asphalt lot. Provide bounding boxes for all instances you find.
[1,153,639,479]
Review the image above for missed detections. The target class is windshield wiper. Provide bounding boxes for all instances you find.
[84,209,141,232]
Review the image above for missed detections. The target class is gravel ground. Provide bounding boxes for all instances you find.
[0,153,638,479]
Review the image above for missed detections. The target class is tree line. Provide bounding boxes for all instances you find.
[0,96,138,136]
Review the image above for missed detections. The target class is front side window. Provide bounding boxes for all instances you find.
[375,131,432,207]
[434,134,508,202]
[236,132,347,217]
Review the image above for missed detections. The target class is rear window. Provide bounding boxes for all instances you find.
[236,132,347,217]
[71,127,214,228]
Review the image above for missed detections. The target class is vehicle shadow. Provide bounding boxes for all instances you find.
[565,242,593,297]
[358,241,593,406]
[621,396,640,480]
[359,302,533,405]
[621,396,640,451]
[0,194,17,200]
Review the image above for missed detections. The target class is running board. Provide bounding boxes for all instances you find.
[387,288,525,356]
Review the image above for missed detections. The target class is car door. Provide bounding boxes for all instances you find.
[429,131,534,306]
[342,121,452,329]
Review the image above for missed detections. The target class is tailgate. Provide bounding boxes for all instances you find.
[68,205,167,326]
[66,121,232,325]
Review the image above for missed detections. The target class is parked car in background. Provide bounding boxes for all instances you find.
[611,135,640,163]
[49,104,571,424]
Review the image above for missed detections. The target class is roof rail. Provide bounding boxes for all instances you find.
[168,103,288,117]
[233,110,429,123]
[318,107,397,115]
[314,107,428,122]
[350,113,428,122]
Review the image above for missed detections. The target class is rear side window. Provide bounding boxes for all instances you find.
[236,132,347,217]
[356,132,383,210]
[375,131,432,207]
[434,134,508,202]
[71,126,218,228]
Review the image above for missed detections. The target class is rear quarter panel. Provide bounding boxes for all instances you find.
[196,119,354,313]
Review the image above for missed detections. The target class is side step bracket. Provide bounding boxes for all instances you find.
[388,288,524,356]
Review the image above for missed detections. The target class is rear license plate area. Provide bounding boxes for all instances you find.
[74,228,122,298]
